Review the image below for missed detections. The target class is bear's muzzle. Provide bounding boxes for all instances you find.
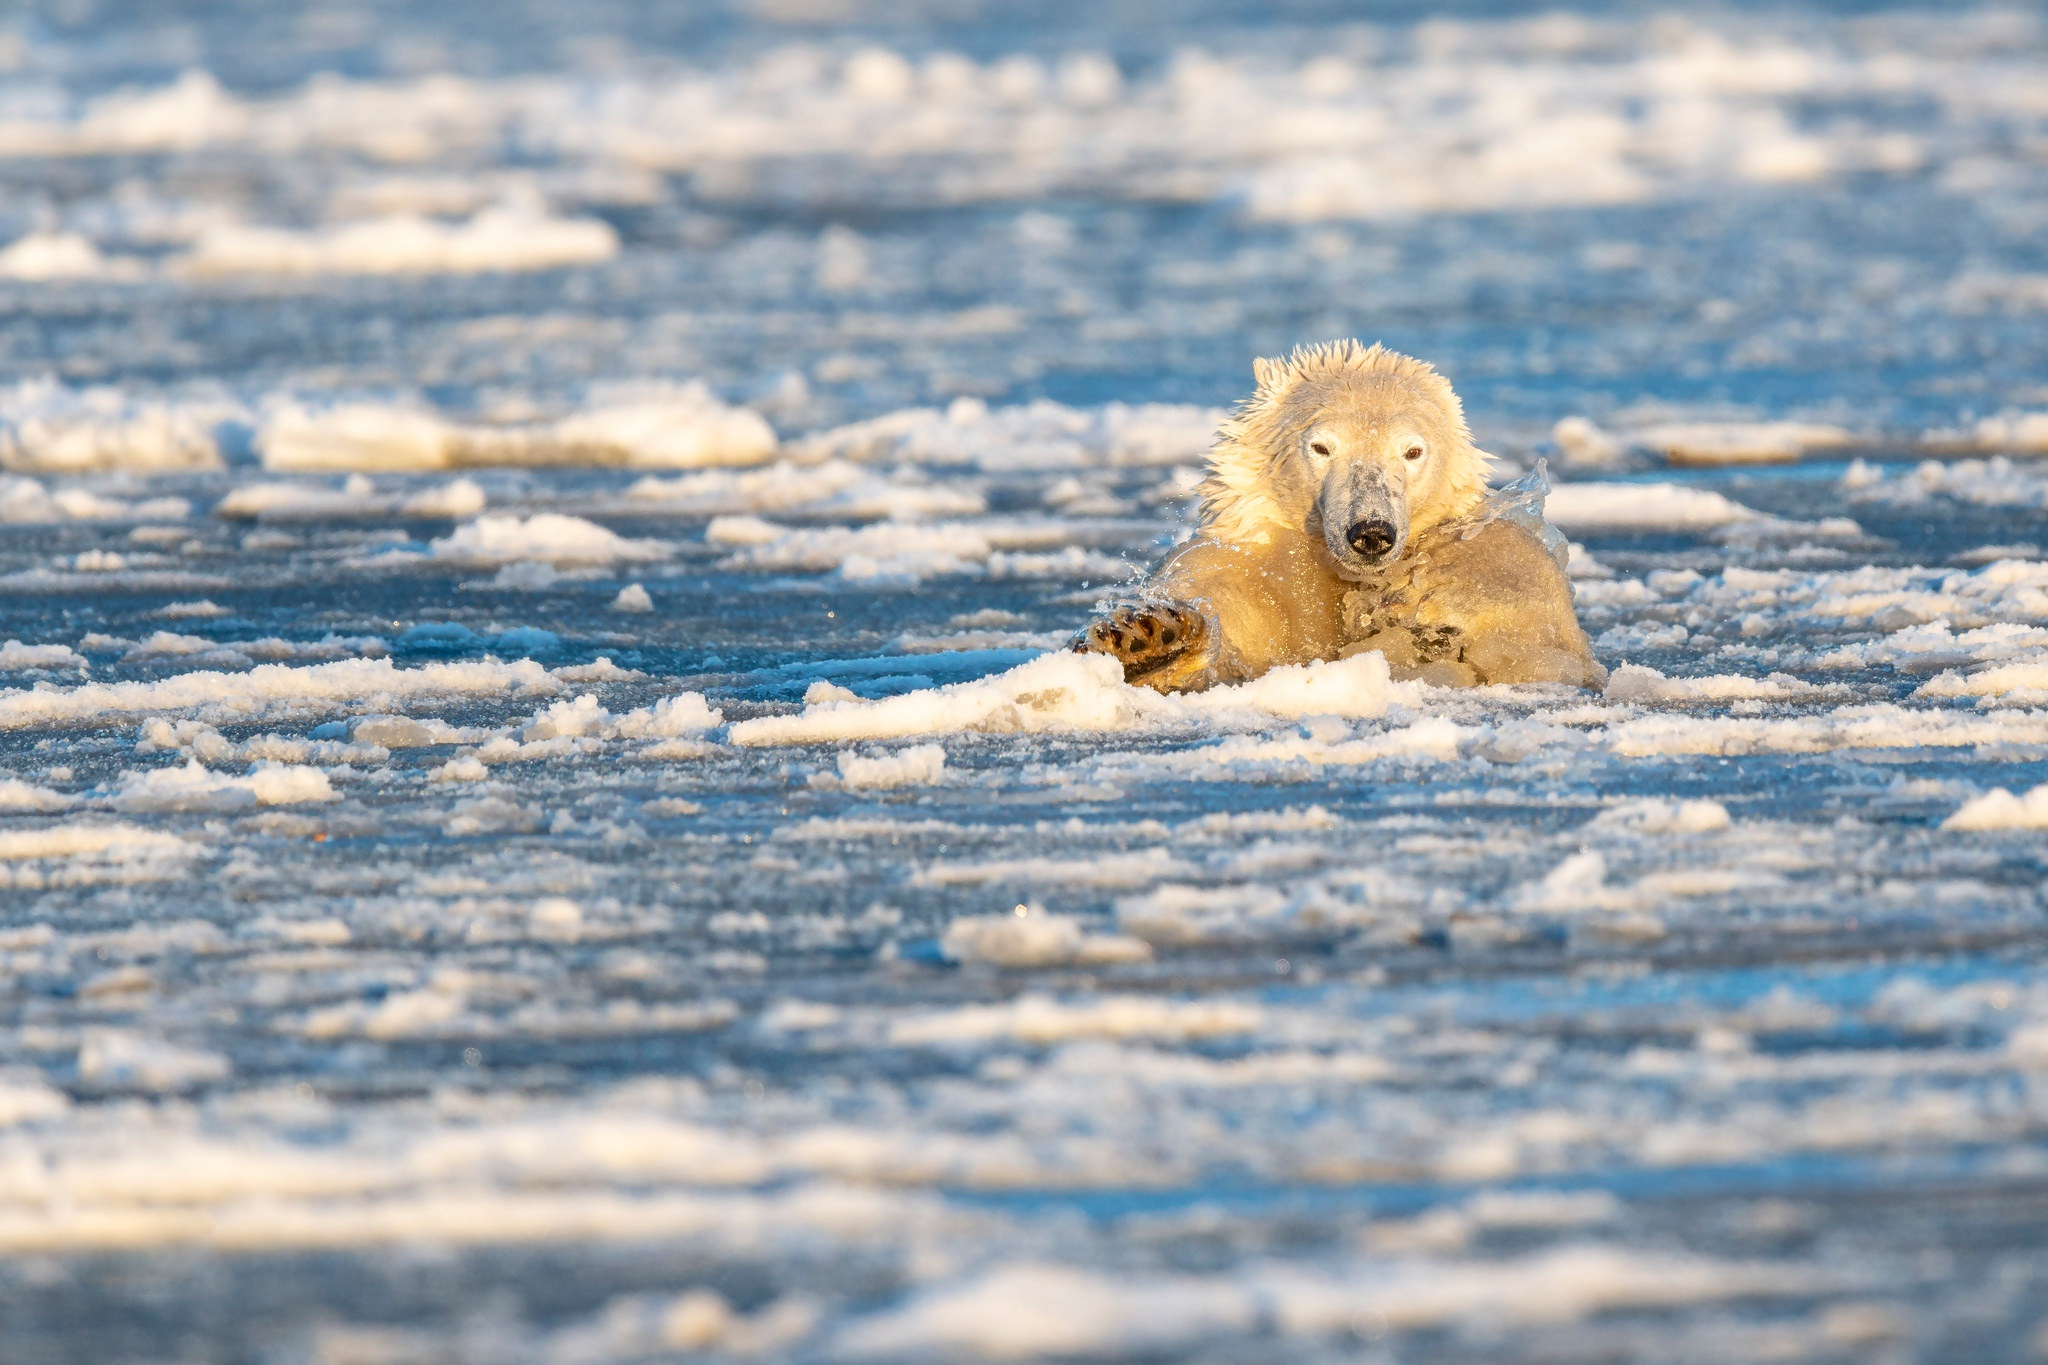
[1345,518,1399,562]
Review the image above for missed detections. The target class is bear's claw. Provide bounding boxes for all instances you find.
[1072,600,1210,684]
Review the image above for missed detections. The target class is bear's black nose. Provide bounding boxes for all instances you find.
[1346,518,1398,561]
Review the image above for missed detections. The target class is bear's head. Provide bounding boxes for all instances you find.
[1199,341,1493,578]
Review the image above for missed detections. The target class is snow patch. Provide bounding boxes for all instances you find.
[941,908,1152,967]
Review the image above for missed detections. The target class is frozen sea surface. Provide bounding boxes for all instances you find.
[3,1,2048,1361]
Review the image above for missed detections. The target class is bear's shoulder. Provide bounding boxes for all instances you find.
[1422,513,1569,584]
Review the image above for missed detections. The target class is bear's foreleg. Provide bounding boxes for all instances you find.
[1071,598,1217,690]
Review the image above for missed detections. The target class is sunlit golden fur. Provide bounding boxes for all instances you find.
[1074,341,1604,692]
[1199,341,1492,545]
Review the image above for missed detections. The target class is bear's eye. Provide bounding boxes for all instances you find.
[1309,441,1330,457]
[1403,445,1425,461]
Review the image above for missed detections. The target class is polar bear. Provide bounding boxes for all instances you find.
[1075,341,1604,691]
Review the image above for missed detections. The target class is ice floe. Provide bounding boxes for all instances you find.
[430,514,669,568]
[173,205,617,277]
[0,377,235,474]
[257,382,776,472]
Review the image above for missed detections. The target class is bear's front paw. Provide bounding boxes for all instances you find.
[1072,600,1210,685]
[1409,622,1464,663]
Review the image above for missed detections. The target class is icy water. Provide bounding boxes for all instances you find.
[3,2,2048,1362]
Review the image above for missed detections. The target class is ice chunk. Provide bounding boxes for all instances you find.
[709,517,1106,584]
[254,405,462,473]
[175,206,617,277]
[1968,411,2048,453]
[794,400,1221,471]
[158,600,228,619]
[835,744,947,789]
[402,477,487,518]
[628,458,982,519]
[837,1262,1257,1360]
[1915,660,2048,702]
[0,230,125,281]
[1552,416,1628,467]
[545,382,778,469]
[1635,421,1854,466]
[77,1033,231,1092]
[0,476,187,522]
[0,778,78,812]
[0,640,85,670]
[430,514,670,567]
[941,908,1151,967]
[611,693,723,739]
[350,714,472,748]
[1546,482,1759,531]
[611,583,653,613]
[431,755,488,783]
[257,383,774,472]
[840,1247,1811,1358]
[0,1073,68,1126]
[1604,664,1820,704]
[0,823,189,861]
[109,759,337,812]
[887,993,1261,1046]
[1942,784,2048,831]
[0,821,196,889]
[0,377,234,473]
[0,70,249,157]
[1588,798,1732,833]
[521,694,611,741]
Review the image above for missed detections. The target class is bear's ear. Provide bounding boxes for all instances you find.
[1251,355,1289,395]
